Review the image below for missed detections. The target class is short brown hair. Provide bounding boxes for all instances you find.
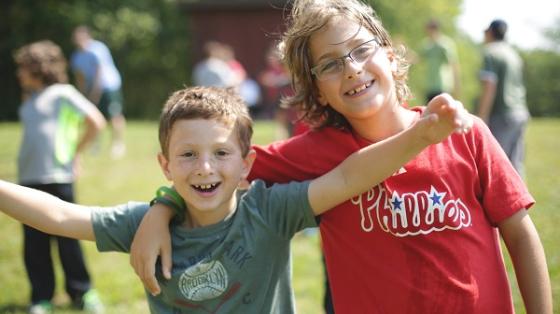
[13,40,68,85]
[158,86,253,158]
[280,0,410,131]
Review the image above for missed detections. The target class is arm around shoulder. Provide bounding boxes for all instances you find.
[498,209,553,314]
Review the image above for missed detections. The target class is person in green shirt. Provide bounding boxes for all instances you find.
[477,19,530,176]
[420,18,461,102]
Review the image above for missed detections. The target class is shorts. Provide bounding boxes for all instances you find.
[98,89,123,119]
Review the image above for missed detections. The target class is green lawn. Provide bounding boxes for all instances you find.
[0,119,558,313]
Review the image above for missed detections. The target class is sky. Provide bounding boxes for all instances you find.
[457,0,560,50]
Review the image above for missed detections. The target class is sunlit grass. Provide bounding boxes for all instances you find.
[0,119,558,313]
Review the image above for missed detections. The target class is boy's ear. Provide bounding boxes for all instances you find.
[240,149,257,180]
[157,153,173,181]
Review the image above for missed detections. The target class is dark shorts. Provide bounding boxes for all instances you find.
[98,89,123,119]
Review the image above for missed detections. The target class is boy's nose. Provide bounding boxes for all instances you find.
[196,157,215,176]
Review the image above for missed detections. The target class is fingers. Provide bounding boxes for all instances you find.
[453,103,473,134]
[130,251,161,296]
[142,260,161,296]
[426,93,473,134]
[160,241,172,280]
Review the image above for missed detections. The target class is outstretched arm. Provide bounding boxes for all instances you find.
[308,94,470,215]
[0,180,95,241]
[499,209,552,314]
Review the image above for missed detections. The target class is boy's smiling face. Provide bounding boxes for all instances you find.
[158,118,255,227]
[310,17,398,127]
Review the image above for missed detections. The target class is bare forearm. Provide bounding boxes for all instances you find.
[512,241,553,314]
[76,114,105,155]
[500,211,553,314]
[309,95,467,215]
[309,123,427,214]
[0,180,94,240]
[477,80,496,122]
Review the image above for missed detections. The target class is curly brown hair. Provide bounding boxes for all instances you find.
[13,40,68,86]
[280,0,411,131]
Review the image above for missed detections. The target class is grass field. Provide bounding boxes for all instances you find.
[0,119,558,313]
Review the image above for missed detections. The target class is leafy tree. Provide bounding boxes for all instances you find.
[0,0,189,120]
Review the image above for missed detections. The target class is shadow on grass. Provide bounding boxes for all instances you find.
[0,303,27,313]
[0,303,84,314]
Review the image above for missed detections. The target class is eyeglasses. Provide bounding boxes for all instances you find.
[311,38,380,81]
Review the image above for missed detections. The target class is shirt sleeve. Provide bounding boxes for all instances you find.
[479,52,498,83]
[472,119,534,224]
[91,202,150,252]
[243,180,317,239]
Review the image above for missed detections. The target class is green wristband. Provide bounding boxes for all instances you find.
[155,186,186,211]
[153,186,186,223]
[150,196,186,224]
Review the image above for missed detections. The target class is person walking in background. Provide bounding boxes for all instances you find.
[13,40,106,314]
[477,19,530,176]
[420,18,461,102]
[71,25,126,159]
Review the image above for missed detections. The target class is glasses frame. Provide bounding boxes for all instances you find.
[310,38,381,81]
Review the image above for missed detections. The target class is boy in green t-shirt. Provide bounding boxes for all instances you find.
[0,86,470,313]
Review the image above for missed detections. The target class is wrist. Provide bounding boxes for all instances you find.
[151,186,186,223]
[408,119,432,150]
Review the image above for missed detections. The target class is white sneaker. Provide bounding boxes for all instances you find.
[28,301,53,314]
[110,142,126,159]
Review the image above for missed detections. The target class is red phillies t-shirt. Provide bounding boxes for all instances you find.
[249,108,534,314]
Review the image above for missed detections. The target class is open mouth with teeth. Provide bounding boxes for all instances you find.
[346,80,374,96]
[192,183,220,193]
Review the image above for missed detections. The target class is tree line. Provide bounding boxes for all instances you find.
[0,0,558,121]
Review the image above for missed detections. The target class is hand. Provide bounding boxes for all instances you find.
[421,93,472,144]
[130,203,174,296]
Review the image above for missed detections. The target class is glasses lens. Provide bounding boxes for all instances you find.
[312,39,378,81]
[316,60,343,80]
[351,41,377,63]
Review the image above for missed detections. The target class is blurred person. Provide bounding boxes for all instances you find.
[258,44,292,120]
[420,18,461,102]
[258,43,304,139]
[71,26,126,159]
[14,40,106,314]
[477,19,530,176]
[221,43,262,109]
[192,41,237,88]
[221,43,247,86]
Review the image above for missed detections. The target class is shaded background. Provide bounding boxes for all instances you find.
[1,0,559,121]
